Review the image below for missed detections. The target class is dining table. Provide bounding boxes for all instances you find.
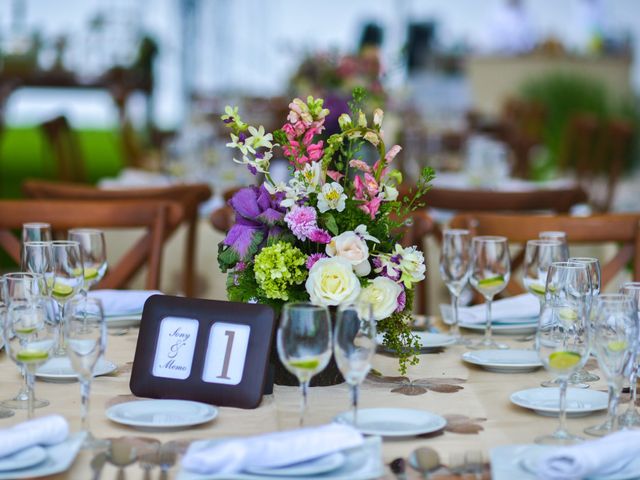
[0,317,615,479]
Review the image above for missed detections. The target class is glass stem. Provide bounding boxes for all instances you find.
[26,371,35,419]
[450,293,460,338]
[350,384,359,427]
[299,381,309,427]
[558,378,568,435]
[55,303,65,355]
[606,383,621,430]
[484,297,493,345]
[627,361,639,414]
[80,379,91,434]
[18,365,29,399]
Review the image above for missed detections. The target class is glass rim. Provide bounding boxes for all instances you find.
[51,240,80,246]
[549,261,589,270]
[283,302,328,312]
[2,272,44,280]
[472,235,507,243]
[68,228,104,235]
[526,239,563,246]
[621,282,640,289]
[443,229,470,236]
[568,257,599,264]
[23,241,52,247]
[539,231,567,238]
[597,293,633,302]
[22,222,51,228]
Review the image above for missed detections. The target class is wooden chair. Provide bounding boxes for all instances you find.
[21,179,211,296]
[0,199,183,290]
[450,212,640,294]
[40,115,86,183]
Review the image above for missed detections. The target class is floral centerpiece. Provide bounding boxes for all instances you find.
[218,89,433,373]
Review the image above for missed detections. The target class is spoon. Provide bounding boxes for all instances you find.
[108,440,137,480]
[90,451,107,480]
[409,446,441,479]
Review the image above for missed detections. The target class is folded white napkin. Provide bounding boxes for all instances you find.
[181,423,363,475]
[536,430,640,479]
[442,293,539,325]
[0,415,68,458]
[88,289,162,317]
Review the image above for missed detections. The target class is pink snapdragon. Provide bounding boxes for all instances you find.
[327,170,344,182]
[306,142,324,161]
[349,159,371,173]
[360,197,382,219]
[364,173,379,197]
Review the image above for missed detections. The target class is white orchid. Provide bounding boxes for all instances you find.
[246,125,273,150]
[317,182,347,213]
[354,224,380,243]
[226,133,255,156]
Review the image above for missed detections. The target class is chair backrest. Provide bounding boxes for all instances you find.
[0,199,183,290]
[22,179,211,296]
[39,115,86,183]
[450,212,640,292]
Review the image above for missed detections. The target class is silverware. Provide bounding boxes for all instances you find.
[158,442,178,480]
[389,457,407,480]
[138,443,160,480]
[90,451,107,480]
[464,450,484,480]
[408,446,440,479]
[107,440,137,480]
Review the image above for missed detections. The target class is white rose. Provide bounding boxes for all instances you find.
[326,231,371,276]
[358,277,402,320]
[305,257,361,307]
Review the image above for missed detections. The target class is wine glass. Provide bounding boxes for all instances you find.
[539,231,569,260]
[0,278,15,418]
[535,261,591,445]
[1,273,50,411]
[523,239,565,305]
[440,229,472,344]
[334,302,375,427]
[22,223,52,243]
[585,294,638,437]
[22,242,54,294]
[50,241,84,356]
[618,282,640,428]
[68,229,107,293]
[277,302,332,427]
[568,257,601,384]
[64,297,107,448]
[3,280,56,419]
[469,236,511,350]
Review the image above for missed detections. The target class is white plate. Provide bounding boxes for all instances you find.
[106,399,218,429]
[106,314,141,328]
[0,433,84,479]
[460,322,537,335]
[510,387,608,417]
[176,436,384,480]
[245,452,345,476]
[377,332,456,351]
[36,357,117,382]
[0,446,47,472]
[462,349,543,373]
[334,408,447,437]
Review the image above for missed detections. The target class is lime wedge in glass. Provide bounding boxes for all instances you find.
[608,340,628,352]
[477,275,505,289]
[549,351,581,371]
[558,308,578,322]
[84,268,98,280]
[15,327,37,335]
[288,358,320,370]
[529,283,546,296]
[17,349,49,363]
[52,284,74,298]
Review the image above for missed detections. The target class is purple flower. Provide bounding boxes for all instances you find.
[395,287,406,313]
[308,228,332,244]
[285,206,318,241]
[306,253,327,269]
[373,255,401,281]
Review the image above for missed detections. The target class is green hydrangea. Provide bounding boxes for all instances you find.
[254,242,307,301]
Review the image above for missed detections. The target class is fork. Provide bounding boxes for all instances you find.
[158,442,178,480]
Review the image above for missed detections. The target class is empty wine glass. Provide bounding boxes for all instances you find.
[470,236,511,350]
[618,282,640,428]
[277,302,332,427]
[535,261,591,445]
[3,280,56,419]
[22,242,54,294]
[585,294,637,437]
[64,297,107,448]
[51,241,84,356]
[440,229,472,344]
[334,302,375,427]
[1,273,50,411]
[539,231,569,260]
[68,229,107,293]
[568,257,601,384]
[0,278,15,418]
[22,223,52,243]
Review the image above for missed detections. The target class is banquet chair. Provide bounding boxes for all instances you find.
[450,212,640,294]
[22,179,212,297]
[40,115,87,183]
[0,199,182,290]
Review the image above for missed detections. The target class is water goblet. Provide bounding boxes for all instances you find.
[64,297,107,448]
[469,236,511,350]
[334,302,376,427]
[22,223,52,243]
[523,239,565,306]
[440,229,472,344]
[0,278,15,418]
[277,302,332,427]
[584,294,638,436]
[68,229,107,294]
[535,261,591,445]
[22,241,54,294]
[539,231,569,260]
[618,282,640,428]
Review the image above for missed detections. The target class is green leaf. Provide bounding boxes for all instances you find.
[324,213,339,236]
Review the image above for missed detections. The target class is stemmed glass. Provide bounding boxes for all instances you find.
[64,297,107,448]
[0,278,15,418]
[3,274,56,419]
[523,239,565,304]
[539,231,569,260]
[68,229,107,294]
[50,241,84,356]
[585,294,638,437]
[618,282,640,428]
[22,242,54,294]
[22,223,52,243]
[535,261,591,445]
[568,257,601,384]
[277,302,332,427]
[440,229,472,344]
[469,236,511,350]
[334,302,375,427]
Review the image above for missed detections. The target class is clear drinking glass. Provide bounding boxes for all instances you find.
[277,302,332,427]
[22,241,54,294]
[469,236,511,350]
[585,294,638,437]
[4,288,56,419]
[68,229,107,293]
[64,297,107,448]
[0,278,15,418]
[334,302,375,427]
[1,273,50,410]
[618,282,640,428]
[523,239,565,306]
[568,257,601,384]
[440,229,472,344]
[22,223,52,243]
[539,231,569,260]
[535,261,591,445]
[51,241,84,356]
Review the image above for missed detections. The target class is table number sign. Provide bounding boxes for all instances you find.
[130,295,275,409]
